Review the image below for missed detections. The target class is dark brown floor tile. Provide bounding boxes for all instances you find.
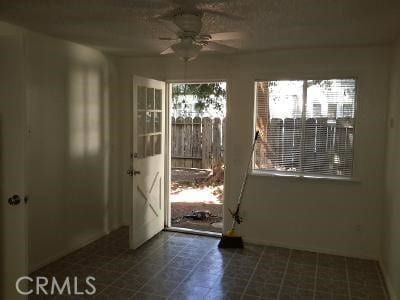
[211,274,249,294]
[184,271,221,288]
[318,266,347,281]
[245,282,280,298]
[316,277,348,295]
[110,272,147,291]
[256,260,286,273]
[318,254,346,269]
[286,262,316,277]
[95,286,136,300]
[315,291,350,300]
[168,255,200,270]
[130,292,166,299]
[125,262,162,279]
[348,269,382,287]
[168,285,210,300]
[241,295,261,300]
[91,269,121,285]
[101,258,135,273]
[223,264,255,280]
[289,250,317,266]
[279,287,314,300]
[139,278,180,297]
[236,244,265,257]
[154,266,189,282]
[282,273,315,291]
[231,254,259,268]
[346,258,378,273]
[77,255,110,269]
[349,282,386,299]
[207,288,243,300]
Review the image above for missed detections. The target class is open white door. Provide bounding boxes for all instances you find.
[0,35,28,299]
[130,76,165,249]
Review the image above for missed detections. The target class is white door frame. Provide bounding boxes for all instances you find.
[164,79,229,231]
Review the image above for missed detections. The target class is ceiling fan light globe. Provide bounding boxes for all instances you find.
[171,42,202,61]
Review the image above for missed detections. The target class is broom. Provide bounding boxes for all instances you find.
[218,130,259,248]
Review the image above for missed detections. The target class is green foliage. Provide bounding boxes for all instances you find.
[172,83,226,115]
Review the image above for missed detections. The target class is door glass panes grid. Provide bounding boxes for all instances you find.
[254,79,356,177]
[137,86,162,158]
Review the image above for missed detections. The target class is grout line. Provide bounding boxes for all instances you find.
[312,253,319,300]
[345,258,352,299]
[239,246,266,300]
[276,249,292,299]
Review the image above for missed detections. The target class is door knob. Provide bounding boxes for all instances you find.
[8,195,21,206]
[127,168,140,176]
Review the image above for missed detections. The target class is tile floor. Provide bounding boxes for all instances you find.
[29,227,388,299]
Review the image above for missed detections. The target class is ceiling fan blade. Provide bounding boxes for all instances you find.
[159,37,178,41]
[201,8,244,21]
[210,31,246,41]
[203,41,237,53]
[161,46,174,55]
[155,18,181,34]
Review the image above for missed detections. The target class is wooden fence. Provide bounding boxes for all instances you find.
[171,117,225,169]
[257,117,354,176]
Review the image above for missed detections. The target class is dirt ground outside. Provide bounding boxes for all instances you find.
[170,168,223,233]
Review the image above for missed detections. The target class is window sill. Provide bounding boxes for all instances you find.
[250,170,361,183]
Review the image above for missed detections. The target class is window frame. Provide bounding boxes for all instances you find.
[252,76,359,181]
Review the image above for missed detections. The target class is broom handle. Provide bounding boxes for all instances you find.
[231,131,259,231]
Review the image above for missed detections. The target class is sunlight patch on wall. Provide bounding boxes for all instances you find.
[86,69,100,155]
[69,67,85,157]
[68,66,101,158]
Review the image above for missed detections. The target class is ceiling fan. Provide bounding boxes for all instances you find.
[156,9,245,61]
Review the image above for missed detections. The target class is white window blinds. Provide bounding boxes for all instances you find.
[255,79,356,177]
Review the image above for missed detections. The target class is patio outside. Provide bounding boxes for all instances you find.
[170,82,226,233]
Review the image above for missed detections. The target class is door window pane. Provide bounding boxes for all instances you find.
[154,112,161,132]
[155,89,162,110]
[154,134,161,155]
[146,112,154,133]
[147,88,155,109]
[138,111,146,135]
[138,86,146,109]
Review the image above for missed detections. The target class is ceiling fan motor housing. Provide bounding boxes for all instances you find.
[174,13,203,36]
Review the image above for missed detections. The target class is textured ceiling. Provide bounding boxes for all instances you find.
[0,0,400,56]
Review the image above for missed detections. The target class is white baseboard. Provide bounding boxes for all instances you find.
[29,224,125,273]
[242,237,378,260]
[379,260,398,300]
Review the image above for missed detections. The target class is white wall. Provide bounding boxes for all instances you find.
[118,46,389,259]
[382,38,400,300]
[22,31,123,271]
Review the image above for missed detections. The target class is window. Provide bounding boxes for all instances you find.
[328,103,337,119]
[312,103,322,117]
[254,79,356,177]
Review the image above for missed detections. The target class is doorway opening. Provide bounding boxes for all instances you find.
[168,82,226,234]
